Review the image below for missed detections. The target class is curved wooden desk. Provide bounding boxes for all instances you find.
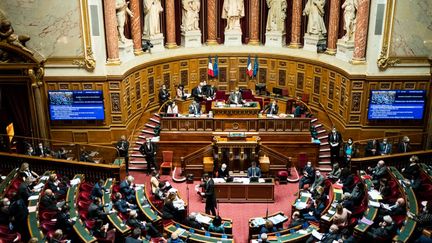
[103,178,131,235]
[27,171,51,242]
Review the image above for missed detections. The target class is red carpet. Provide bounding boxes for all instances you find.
[130,171,299,242]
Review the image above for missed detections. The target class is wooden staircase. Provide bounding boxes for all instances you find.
[310,118,332,172]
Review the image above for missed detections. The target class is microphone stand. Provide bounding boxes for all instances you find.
[186,183,190,216]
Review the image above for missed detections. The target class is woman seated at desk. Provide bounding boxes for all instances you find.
[166,101,179,115]
[176,84,190,100]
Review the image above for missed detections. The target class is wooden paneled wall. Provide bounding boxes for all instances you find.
[45,54,431,145]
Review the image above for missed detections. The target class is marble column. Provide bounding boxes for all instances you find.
[325,0,341,55]
[352,0,370,63]
[103,0,120,64]
[206,0,218,45]
[165,0,177,48]
[248,0,260,45]
[130,0,143,55]
[289,0,302,48]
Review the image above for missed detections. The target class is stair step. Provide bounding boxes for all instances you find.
[145,123,157,129]
[317,130,326,134]
[314,124,323,129]
[318,135,327,140]
[154,113,160,118]
[318,160,331,165]
[320,148,331,152]
[319,154,330,158]
[129,165,148,170]
[311,118,318,123]
[141,129,155,135]
[316,166,332,172]
[131,154,144,158]
[150,118,160,124]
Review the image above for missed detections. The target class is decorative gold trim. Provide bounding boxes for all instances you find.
[206,40,219,46]
[165,43,178,49]
[72,46,96,71]
[288,43,302,49]
[377,44,400,70]
[325,49,337,56]
[378,0,430,69]
[248,40,260,46]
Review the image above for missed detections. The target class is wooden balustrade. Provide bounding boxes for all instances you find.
[0,152,125,182]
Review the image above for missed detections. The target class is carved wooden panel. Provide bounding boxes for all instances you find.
[148,77,154,94]
[328,80,334,100]
[110,92,121,113]
[219,67,227,83]
[404,82,416,89]
[380,82,391,90]
[126,87,131,107]
[352,81,363,89]
[239,67,247,83]
[258,68,266,83]
[313,76,320,94]
[340,86,346,106]
[83,83,93,90]
[297,72,304,90]
[199,68,207,82]
[59,83,69,90]
[163,73,170,88]
[135,81,141,101]
[278,69,286,86]
[180,70,188,86]
[351,92,362,112]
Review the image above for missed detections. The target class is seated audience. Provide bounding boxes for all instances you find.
[168,232,183,243]
[217,163,230,179]
[327,163,341,181]
[398,136,411,153]
[162,192,182,221]
[126,210,161,238]
[125,228,146,243]
[309,170,324,193]
[19,162,39,182]
[88,197,109,221]
[41,189,61,211]
[150,170,170,200]
[288,211,305,228]
[34,142,51,157]
[56,147,69,160]
[182,212,204,230]
[365,215,397,240]
[259,233,269,243]
[56,204,76,235]
[368,160,387,186]
[265,100,279,115]
[260,220,277,234]
[47,173,67,196]
[91,179,106,200]
[166,100,178,115]
[379,138,392,155]
[0,198,10,225]
[49,229,66,243]
[402,155,420,178]
[404,171,422,192]
[188,100,201,115]
[350,182,365,206]
[365,139,379,157]
[339,228,357,243]
[208,215,225,233]
[378,198,406,221]
[299,161,315,190]
[247,161,262,179]
[114,192,137,214]
[91,219,116,241]
[333,204,352,227]
[120,175,136,203]
[228,88,244,105]
[303,198,326,222]
[176,84,189,100]
[408,201,432,240]
[306,224,340,243]
[378,178,391,202]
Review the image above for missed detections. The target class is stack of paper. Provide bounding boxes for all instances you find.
[294,201,307,210]
[173,228,186,236]
[70,178,81,186]
[28,195,39,201]
[359,217,374,225]
[321,215,330,221]
[301,192,312,198]
[196,213,212,224]
[268,214,287,225]
[251,217,266,227]
[33,183,44,190]
[312,230,323,240]
[368,190,383,200]
[369,200,380,208]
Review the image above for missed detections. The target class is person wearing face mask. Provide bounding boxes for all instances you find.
[379,138,392,155]
[299,161,315,190]
[343,138,356,167]
[310,170,324,193]
[367,160,387,186]
[327,163,341,181]
[139,137,158,174]
[402,155,420,178]
[365,139,379,157]
[365,215,396,241]
[377,197,406,223]
[217,163,230,180]
[328,127,342,164]
[228,87,244,105]
[398,136,411,153]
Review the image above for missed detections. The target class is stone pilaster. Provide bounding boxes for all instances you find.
[326,0,341,55]
[130,0,143,55]
[289,0,302,48]
[248,0,260,45]
[206,0,218,45]
[352,0,370,63]
[103,0,120,64]
[165,0,177,48]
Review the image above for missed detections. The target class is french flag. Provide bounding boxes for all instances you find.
[246,55,253,77]
[208,56,214,77]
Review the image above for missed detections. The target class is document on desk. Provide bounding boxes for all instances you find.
[294,201,307,210]
[368,190,383,200]
[359,216,374,225]
[28,206,37,213]
[301,191,312,198]
[369,200,381,208]
[268,214,287,225]
[28,195,39,201]
[213,178,225,184]
[173,228,186,236]
[312,230,323,240]
[70,178,81,186]
[252,217,266,226]
[196,213,212,224]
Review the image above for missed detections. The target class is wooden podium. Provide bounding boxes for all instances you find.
[211,102,261,118]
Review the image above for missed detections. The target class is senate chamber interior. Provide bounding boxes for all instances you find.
[0,0,431,242]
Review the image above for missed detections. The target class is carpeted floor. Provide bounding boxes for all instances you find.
[131,171,299,242]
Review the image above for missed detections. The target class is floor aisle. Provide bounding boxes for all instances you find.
[131,171,299,242]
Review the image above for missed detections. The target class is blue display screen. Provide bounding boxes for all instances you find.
[368,90,426,120]
[49,90,105,120]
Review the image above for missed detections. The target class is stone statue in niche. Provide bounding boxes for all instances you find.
[142,0,163,39]
[181,0,200,32]
[341,0,358,41]
[221,0,245,31]
[303,0,327,37]
[115,0,134,44]
[0,20,33,55]
[266,0,288,32]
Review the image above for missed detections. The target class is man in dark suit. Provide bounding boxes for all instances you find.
[183,212,204,230]
[125,228,145,243]
[379,138,392,156]
[188,100,202,115]
[247,162,262,178]
[299,161,315,190]
[368,160,387,185]
[56,204,76,235]
[0,198,10,225]
[200,173,216,216]
[328,127,342,164]
[228,88,244,105]
[116,135,130,174]
[139,137,157,174]
[126,210,161,237]
[88,197,108,222]
[18,178,33,201]
[91,179,106,200]
[365,215,397,240]
[34,142,51,157]
[120,175,136,203]
[41,189,59,211]
[192,82,204,102]
[158,84,170,106]
[265,100,279,115]
[217,163,230,179]
[206,84,217,100]
[365,139,379,156]
[114,192,136,214]
[398,136,411,153]
[9,194,29,239]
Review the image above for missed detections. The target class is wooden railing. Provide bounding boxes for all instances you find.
[0,152,124,182]
[260,145,291,171]
[181,144,213,171]
[128,100,151,142]
[318,102,335,132]
[351,149,432,172]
